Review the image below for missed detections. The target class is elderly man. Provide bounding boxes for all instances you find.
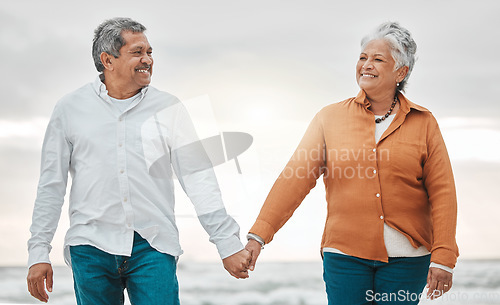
[27,17,251,304]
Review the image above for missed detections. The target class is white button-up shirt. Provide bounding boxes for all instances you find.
[28,76,243,267]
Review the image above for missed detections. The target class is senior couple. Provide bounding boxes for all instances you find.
[27,17,458,305]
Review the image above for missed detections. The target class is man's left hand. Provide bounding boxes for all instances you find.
[222,249,252,279]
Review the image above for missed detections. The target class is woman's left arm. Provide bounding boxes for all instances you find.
[422,114,459,298]
[422,114,459,267]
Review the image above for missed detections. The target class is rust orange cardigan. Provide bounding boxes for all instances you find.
[249,90,459,268]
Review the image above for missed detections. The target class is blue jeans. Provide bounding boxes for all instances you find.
[70,232,180,305]
[323,252,430,305]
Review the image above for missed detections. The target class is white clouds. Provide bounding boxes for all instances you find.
[440,117,500,163]
[0,118,47,152]
[439,117,500,129]
[0,118,48,138]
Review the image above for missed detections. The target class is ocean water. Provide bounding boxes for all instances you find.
[1,260,499,305]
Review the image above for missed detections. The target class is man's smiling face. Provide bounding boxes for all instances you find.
[111,30,153,94]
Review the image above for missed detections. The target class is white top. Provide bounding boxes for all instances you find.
[109,93,140,113]
[28,75,243,267]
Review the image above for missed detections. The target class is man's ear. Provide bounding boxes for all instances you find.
[100,52,114,71]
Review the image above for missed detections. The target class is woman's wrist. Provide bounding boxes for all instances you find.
[247,233,265,249]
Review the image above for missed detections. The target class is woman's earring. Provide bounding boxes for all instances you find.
[397,82,400,87]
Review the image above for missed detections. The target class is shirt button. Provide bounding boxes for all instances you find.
[120,169,124,174]
[376,193,380,198]
[123,197,128,202]
[380,215,384,220]
[118,143,123,147]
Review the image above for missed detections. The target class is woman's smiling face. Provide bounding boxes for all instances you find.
[356,39,405,96]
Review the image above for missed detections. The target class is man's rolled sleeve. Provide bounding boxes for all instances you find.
[28,244,52,269]
[198,209,244,259]
[214,235,244,260]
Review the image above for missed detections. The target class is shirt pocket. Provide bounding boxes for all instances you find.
[390,140,426,184]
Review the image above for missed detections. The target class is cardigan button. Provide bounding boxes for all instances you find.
[376,193,380,198]
[380,215,384,220]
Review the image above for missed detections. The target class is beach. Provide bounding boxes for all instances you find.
[2,260,500,305]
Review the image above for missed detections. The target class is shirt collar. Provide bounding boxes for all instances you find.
[353,90,429,114]
[92,74,149,101]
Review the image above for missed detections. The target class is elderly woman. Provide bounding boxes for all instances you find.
[245,22,458,304]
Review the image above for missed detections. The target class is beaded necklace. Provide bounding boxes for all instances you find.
[375,95,398,124]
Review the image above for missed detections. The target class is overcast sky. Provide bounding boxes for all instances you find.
[1,0,499,266]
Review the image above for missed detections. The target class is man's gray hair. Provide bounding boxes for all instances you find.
[92,17,147,72]
[361,22,417,92]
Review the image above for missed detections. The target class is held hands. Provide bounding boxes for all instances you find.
[27,263,53,303]
[222,239,264,279]
[222,249,252,279]
[426,267,453,300]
